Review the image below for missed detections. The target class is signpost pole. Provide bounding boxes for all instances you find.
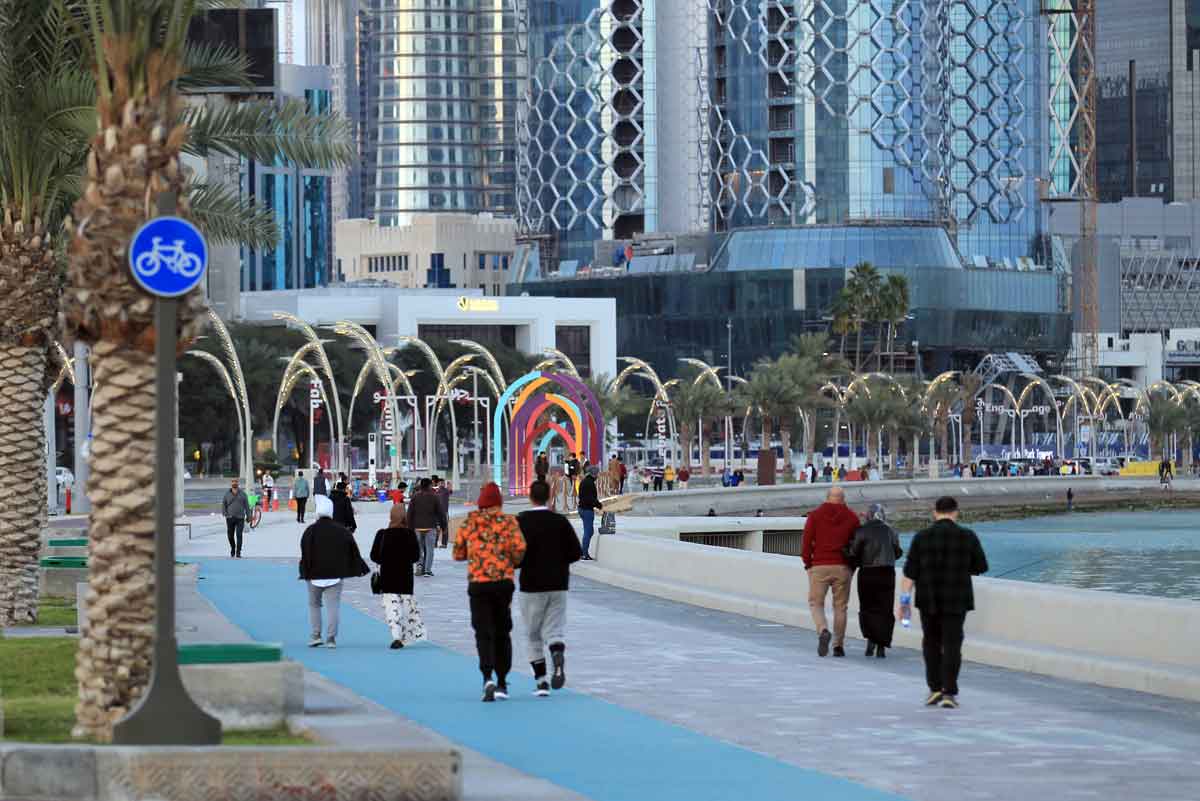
[112,196,220,745]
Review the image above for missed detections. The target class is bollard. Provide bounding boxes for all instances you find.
[65,487,72,514]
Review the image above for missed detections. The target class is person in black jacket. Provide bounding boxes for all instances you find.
[577,467,604,560]
[330,482,357,533]
[409,478,448,576]
[846,503,904,658]
[901,496,989,709]
[299,495,370,648]
[370,503,426,649]
[517,480,582,695]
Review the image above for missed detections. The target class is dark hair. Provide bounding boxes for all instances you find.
[934,496,959,514]
[335,481,347,492]
[398,481,408,490]
[419,478,433,491]
[529,480,551,505]
[431,475,440,483]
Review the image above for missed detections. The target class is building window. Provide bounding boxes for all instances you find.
[883,167,895,195]
[555,325,592,378]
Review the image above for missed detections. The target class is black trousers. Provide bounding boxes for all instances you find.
[857,566,897,648]
[225,517,244,556]
[920,610,966,695]
[468,580,515,683]
[296,497,308,522]
[653,476,663,491]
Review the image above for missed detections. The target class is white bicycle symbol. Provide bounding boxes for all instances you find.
[134,237,204,279]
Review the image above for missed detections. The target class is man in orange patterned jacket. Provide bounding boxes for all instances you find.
[454,482,527,702]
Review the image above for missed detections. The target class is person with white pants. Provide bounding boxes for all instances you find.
[516,480,582,695]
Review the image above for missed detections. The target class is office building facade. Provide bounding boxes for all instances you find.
[519,0,1051,271]
[308,1,527,226]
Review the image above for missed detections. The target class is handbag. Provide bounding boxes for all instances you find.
[370,532,385,594]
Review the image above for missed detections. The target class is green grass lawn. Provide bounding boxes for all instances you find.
[27,596,78,628]
[0,637,310,745]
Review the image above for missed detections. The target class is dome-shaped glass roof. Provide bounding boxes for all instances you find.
[715,225,963,271]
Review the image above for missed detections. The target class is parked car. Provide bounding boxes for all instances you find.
[1091,458,1120,476]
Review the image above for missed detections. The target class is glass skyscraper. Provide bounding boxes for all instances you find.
[519,0,1052,270]
[365,0,526,225]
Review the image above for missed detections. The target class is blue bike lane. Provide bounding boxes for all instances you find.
[197,559,909,801]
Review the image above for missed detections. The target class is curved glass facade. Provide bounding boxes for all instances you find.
[714,225,963,271]
[369,0,524,225]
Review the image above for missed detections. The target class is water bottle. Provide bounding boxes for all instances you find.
[899,593,912,628]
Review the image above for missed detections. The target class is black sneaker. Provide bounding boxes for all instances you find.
[865,642,876,657]
[534,681,550,697]
[482,680,496,702]
[551,648,566,689]
[817,629,831,657]
[389,640,404,650]
[925,691,943,706]
[424,571,434,577]
[876,646,886,659]
[832,646,846,658]
[939,694,959,709]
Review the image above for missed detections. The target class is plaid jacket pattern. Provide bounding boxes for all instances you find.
[902,519,989,615]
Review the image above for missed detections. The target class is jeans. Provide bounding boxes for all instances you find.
[417,529,438,574]
[653,476,663,491]
[468,580,515,682]
[307,581,343,642]
[225,517,244,556]
[295,497,308,522]
[807,564,852,647]
[920,611,967,695]
[579,509,595,557]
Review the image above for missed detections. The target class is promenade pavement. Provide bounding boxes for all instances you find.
[180,505,1200,801]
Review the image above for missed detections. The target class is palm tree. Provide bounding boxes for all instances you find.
[736,359,801,485]
[1145,395,1186,462]
[842,262,882,372]
[0,2,89,626]
[845,377,906,468]
[880,274,910,372]
[668,376,725,473]
[958,373,984,463]
[59,0,353,740]
[781,333,845,467]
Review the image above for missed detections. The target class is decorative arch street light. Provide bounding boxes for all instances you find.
[450,339,508,390]
[205,310,253,488]
[273,312,345,472]
[335,321,400,477]
[183,350,244,482]
[396,335,463,480]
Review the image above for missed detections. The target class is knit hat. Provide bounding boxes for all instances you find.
[477,482,503,509]
[314,495,334,520]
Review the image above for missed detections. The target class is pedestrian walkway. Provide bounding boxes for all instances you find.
[195,549,1200,801]
[198,559,903,801]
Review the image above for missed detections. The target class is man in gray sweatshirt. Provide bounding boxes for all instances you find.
[222,478,252,558]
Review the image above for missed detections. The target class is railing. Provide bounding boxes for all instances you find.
[680,531,747,550]
[762,530,803,556]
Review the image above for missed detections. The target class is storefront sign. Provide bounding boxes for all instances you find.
[457,296,499,312]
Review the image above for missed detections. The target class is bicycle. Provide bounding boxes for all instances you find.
[247,492,263,529]
[134,237,204,278]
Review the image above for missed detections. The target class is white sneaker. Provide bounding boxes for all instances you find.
[325,639,337,649]
[308,637,323,647]
[494,685,509,700]
[534,681,550,697]
[482,680,496,702]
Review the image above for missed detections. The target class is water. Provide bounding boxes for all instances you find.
[898,510,1200,601]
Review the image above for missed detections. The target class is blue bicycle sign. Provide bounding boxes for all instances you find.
[128,216,208,297]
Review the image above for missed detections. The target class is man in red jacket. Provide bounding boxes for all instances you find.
[801,487,861,657]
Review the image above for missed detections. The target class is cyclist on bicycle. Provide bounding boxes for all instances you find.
[222,478,252,558]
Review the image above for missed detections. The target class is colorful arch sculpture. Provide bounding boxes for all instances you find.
[492,370,605,490]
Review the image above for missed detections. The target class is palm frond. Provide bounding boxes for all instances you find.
[183,98,355,169]
[179,41,252,91]
[187,180,280,250]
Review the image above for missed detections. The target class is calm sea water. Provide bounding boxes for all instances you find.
[898,510,1200,601]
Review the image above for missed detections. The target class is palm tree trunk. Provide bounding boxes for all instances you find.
[701,418,713,476]
[780,424,793,478]
[678,422,693,471]
[888,322,897,373]
[854,327,863,373]
[73,342,157,740]
[0,345,49,626]
[758,417,777,485]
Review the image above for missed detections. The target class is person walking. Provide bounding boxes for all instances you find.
[677,465,691,490]
[299,495,370,649]
[536,451,549,482]
[822,463,833,482]
[409,478,448,576]
[517,480,582,695]
[640,465,651,493]
[293,470,311,523]
[1159,457,1173,490]
[652,466,664,492]
[433,476,453,548]
[664,464,676,491]
[846,503,903,658]
[454,482,526,702]
[900,495,989,709]
[801,486,860,657]
[370,503,425,649]
[577,467,604,560]
[262,471,275,510]
[330,481,357,533]
[222,478,251,558]
[313,467,328,497]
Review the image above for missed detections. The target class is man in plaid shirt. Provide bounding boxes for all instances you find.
[900,495,989,709]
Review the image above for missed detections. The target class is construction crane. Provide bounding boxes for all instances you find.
[1042,0,1099,376]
